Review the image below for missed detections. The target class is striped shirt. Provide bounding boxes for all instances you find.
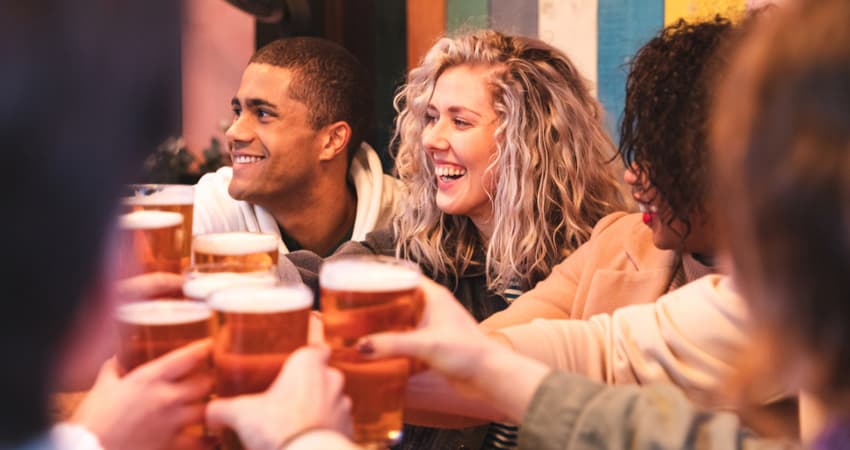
[481,282,523,450]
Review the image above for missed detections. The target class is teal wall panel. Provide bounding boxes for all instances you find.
[598,0,663,140]
[447,0,489,32]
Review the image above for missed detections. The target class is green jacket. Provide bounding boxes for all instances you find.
[520,372,799,450]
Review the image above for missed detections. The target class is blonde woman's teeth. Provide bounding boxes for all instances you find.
[436,166,467,179]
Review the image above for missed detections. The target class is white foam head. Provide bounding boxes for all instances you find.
[124,184,194,206]
[192,232,278,255]
[320,258,421,292]
[208,284,313,313]
[119,210,183,230]
[116,300,211,325]
[183,271,278,300]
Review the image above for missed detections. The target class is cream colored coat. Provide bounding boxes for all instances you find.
[481,212,786,406]
[481,211,679,329]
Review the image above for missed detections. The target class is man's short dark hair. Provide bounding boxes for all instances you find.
[250,37,373,161]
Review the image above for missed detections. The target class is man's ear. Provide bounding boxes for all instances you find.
[318,121,353,162]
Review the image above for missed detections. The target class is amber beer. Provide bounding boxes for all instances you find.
[209,284,312,450]
[192,232,278,272]
[123,184,194,268]
[118,210,184,277]
[182,263,278,301]
[320,256,422,448]
[115,300,213,374]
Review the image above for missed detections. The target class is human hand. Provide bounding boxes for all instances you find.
[71,340,214,450]
[355,279,506,396]
[308,310,324,345]
[206,346,352,450]
[116,272,184,300]
[356,279,549,421]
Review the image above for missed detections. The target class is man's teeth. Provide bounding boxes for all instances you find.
[435,166,467,178]
[233,155,264,164]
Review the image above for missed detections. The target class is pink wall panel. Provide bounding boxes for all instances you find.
[181,0,254,158]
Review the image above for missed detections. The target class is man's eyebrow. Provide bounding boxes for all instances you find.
[245,98,278,109]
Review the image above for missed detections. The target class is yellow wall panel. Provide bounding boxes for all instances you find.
[665,0,745,24]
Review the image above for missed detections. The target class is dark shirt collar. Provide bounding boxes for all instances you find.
[278,224,353,258]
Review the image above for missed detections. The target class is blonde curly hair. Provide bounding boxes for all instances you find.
[393,30,627,293]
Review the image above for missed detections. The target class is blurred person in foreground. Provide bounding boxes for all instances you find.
[210,0,850,447]
[0,1,345,449]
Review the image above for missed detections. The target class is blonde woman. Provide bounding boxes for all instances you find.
[293,29,623,314]
[288,30,625,449]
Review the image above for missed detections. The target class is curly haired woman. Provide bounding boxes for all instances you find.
[481,17,733,332]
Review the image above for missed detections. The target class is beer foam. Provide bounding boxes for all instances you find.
[320,259,421,292]
[117,300,211,325]
[183,272,278,300]
[119,210,183,230]
[208,284,312,313]
[123,185,194,205]
[192,232,278,255]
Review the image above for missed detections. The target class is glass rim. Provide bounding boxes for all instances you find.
[207,282,313,313]
[118,210,184,229]
[191,231,279,254]
[321,254,421,271]
[115,299,212,322]
[318,254,422,290]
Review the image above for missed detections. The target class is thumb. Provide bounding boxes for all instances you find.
[356,330,433,361]
[206,396,243,432]
[94,357,121,385]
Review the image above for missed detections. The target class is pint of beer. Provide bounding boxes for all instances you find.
[182,263,278,301]
[118,210,184,277]
[115,300,213,374]
[209,284,312,450]
[320,256,423,448]
[123,184,194,269]
[192,232,278,272]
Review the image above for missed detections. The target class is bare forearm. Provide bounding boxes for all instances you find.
[472,346,550,423]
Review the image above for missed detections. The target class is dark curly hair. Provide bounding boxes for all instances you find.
[619,17,733,235]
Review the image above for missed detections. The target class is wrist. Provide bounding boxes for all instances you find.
[473,343,550,423]
[52,423,105,450]
[275,425,323,450]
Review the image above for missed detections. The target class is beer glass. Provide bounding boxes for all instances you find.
[123,184,194,269]
[192,232,278,271]
[115,300,213,440]
[320,256,423,448]
[182,263,278,301]
[118,210,184,277]
[115,300,213,374]
[209,284,313,450]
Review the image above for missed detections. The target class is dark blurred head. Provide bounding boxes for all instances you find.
[249,37,373,159]
[713,0,850,408]
[619,17,732,252]
[0,0,180,443]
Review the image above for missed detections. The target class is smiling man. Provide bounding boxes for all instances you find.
[194,37,401,259]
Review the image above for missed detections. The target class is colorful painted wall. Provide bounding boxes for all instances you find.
[406,0,770,135]
[181,0,777,161]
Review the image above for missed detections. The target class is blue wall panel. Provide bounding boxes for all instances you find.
[598,0,663,140]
